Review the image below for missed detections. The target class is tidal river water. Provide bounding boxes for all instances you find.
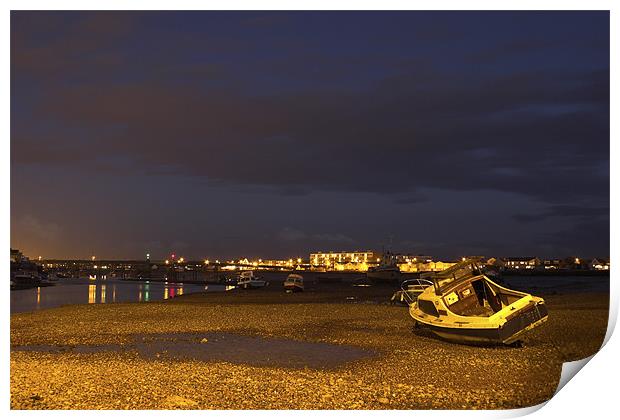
[10,273,608,314]
[10,278,224,314]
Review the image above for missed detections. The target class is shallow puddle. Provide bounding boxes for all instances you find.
[12,332,376,369]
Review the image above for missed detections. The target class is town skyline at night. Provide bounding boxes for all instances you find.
[11,11,610,260]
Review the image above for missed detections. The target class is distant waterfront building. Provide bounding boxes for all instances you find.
[399,260,455,273]
[504,257,541,269]
[309,250,455,272]
[542,259,562,269]
[394,254,433,264]
[224,258,300,270]
[589,258,610,270]
[310,251,380,270]
[560,256,585,270]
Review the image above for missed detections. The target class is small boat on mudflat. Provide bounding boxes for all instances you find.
[284,274,304,292]
[237,271,269,289]
[366,265,400,281]
[391,278,433,305]
[367,251,401,282]
[406,259,548,345]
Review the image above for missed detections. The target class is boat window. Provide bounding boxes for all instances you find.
[432,260,482,294]
[445,291,459,305]
[418,300,439,317]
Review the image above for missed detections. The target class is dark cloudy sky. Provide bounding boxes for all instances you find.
[10,11,609,260]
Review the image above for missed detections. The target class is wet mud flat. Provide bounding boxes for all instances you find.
[10,286,609,410]
[13,332,376,370]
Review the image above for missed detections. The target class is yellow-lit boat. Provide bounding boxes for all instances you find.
[406,260,548,345]
[284,273,304,292]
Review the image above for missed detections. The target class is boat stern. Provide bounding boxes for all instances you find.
[499,299,549,344]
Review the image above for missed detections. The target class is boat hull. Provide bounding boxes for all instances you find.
[366,270,401,281]
[413,302,548,345]
[284,283,304,292]
[238,281,268,289]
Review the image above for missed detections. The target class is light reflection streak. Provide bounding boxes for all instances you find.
[88,284,96,304]
[21,280,207,312]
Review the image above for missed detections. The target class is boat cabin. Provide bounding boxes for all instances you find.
[239,271,258,281]
[285,274,303,283]
[284,273,304,292]
[420,260,530,318]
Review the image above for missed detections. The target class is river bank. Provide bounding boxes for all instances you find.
[10,282,609,409]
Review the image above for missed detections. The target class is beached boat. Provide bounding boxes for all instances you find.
[367,252,401,282]
[237,271,268,289]
[10,249,52,289]
[352,277,373,287]
[218,274,238,287]
[11,271,54,289]
[284,274,304,292]
[405,259,548,345]
[391,278,434,305]
[367,265,401,281]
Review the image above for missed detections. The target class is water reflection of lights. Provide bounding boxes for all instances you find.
[138,284,143,302]
[14,281,214,313]
[88,284,96,304]
[162,283,185,300]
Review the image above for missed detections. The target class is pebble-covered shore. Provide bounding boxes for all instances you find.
[10,283,609,410]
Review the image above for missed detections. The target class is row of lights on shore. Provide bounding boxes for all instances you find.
[159,256,303,266]
[41,255,586,265]
[45,253,350,266]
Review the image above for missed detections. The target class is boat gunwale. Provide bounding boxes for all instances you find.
[410,296,547,330]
